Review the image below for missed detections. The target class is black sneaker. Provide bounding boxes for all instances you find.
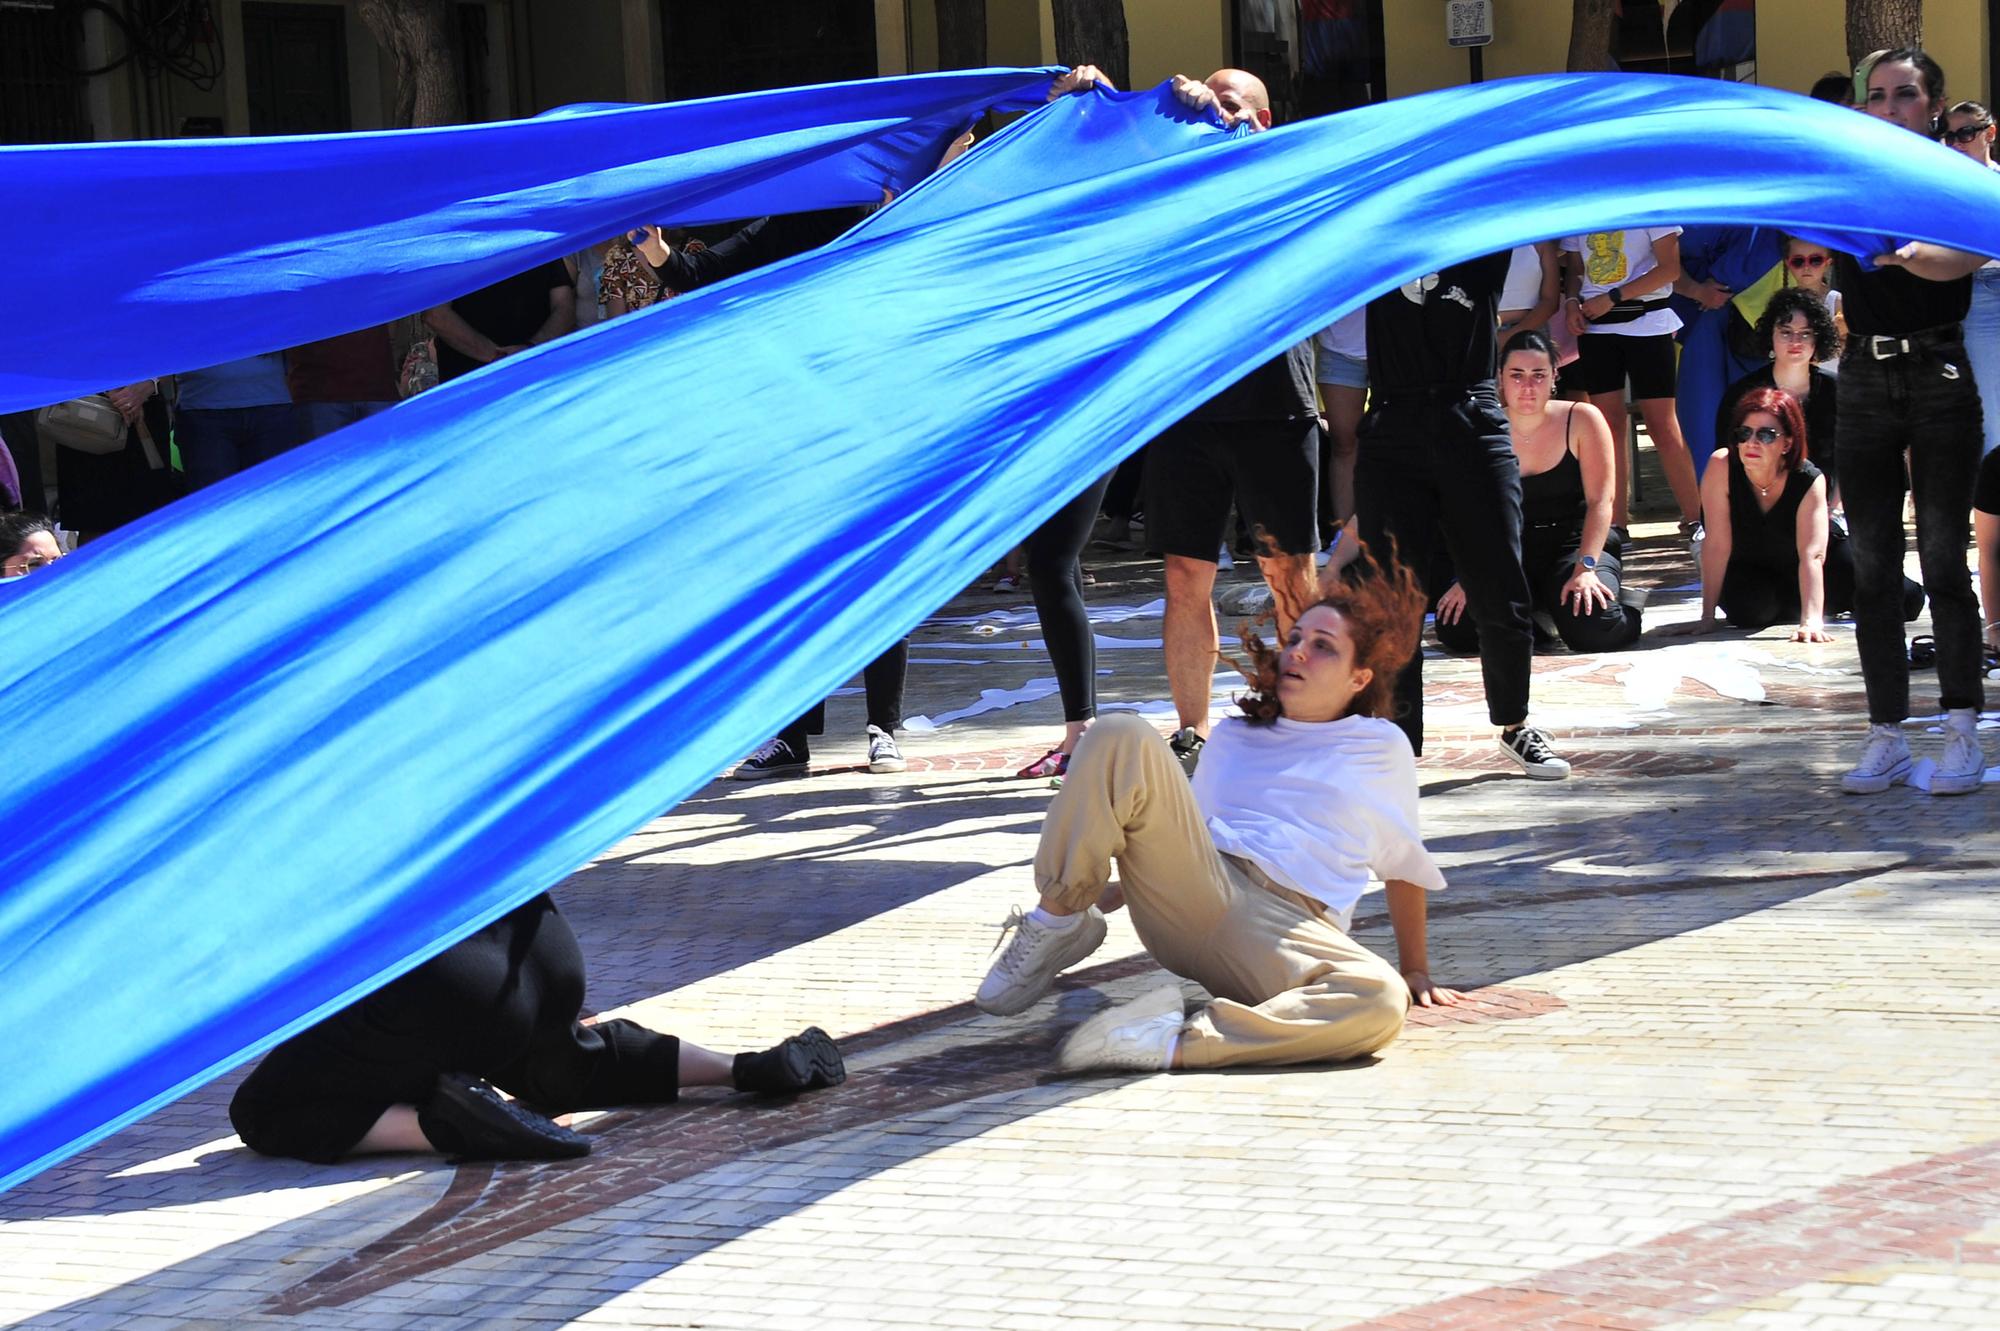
[733,736,808,780]
[1500,725,1571,781]
[732,1027,847,1094]
[1168,727,1205,777]
[417,1073,591,1162]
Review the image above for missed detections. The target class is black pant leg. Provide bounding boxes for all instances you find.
[1103,446,1147,520]
[1543,537,1640,651]
[1356,404,1445,752]
[1026,470,1116,722]
[1719,561,1788,629]
[1836,359,1917,721]
[1905,347,1986,712]
[863,638,909,732]
[1430,392,1533,728]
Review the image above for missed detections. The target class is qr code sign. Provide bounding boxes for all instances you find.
[1447,0,1493,44]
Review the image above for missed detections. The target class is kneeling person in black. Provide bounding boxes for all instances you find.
[1358,257,1569,779]
[230,895,844,1164]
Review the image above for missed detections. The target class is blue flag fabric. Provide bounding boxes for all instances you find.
[5,73,2000,1192]
[0,67,1057,412]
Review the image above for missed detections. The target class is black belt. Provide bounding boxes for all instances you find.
[1846,323,1964,361]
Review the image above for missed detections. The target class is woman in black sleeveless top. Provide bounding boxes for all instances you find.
[1434,331,1641,655]
[1670,387,1921,638]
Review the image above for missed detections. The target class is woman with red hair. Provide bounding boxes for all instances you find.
[1668,387,1919,640]
[971,544,1462,1075]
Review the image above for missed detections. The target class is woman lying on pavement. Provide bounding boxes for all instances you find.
[972,543,1461,1074]
[231,894,845,1164]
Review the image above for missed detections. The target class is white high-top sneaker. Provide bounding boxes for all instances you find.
[1841,723,1913,795]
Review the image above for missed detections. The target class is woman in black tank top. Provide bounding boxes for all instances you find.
[1434,331,1641,655]
[1667,387,1921,637]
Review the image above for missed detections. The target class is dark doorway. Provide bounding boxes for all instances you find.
[0,3,88,143]
[1291,0,1387,117]
[660,0,877,101]
[243,2,352,135]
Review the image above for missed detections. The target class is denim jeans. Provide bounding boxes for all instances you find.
[175,404,305,490]
[1357,384,1532,750]
[296,400,396,444]
[1965,267,2000,458]
[1834,339,1986,721]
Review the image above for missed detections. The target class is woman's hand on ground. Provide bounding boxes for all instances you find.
[1434,581,1467,625]
[1560,567,1613,616]
[1792,622,1834,643]
[1402,970,1463,1008]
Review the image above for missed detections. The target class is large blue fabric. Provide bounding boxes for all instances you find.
[0,68,1056,412]
[5,73,2000,1192]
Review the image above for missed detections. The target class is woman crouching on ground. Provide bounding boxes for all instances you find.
[972,544,1460,1073]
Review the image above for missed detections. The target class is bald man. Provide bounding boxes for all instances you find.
[1052,65,1320,776]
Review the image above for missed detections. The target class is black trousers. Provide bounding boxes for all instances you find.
[1102,445,1148,521]
[1027,470,1117,722]
[1357,386,1533,752]
[1435,526,1641,656]
[1714,532,1930,630]
[1836,344,1986,720]
[229,896,680,1163]
[780,638,909,746]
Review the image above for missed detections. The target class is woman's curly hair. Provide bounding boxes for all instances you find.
[1756,283,1840,362]
[1229,536,1428,725]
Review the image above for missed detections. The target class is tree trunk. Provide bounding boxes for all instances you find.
[1051,0,1130,93]
[935,0,987,70]
[1567,0,1618,73]
[358,0,464,128]
[1846,0,1923,66]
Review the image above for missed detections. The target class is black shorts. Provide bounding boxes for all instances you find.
[1571,331,1677,400]
[1143,417,1320,560]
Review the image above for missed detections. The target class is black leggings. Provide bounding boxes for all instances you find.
[229,896,679,1163]
[1718,535,1923,629]
[780,638,909,746]
[1027,470,1117,722]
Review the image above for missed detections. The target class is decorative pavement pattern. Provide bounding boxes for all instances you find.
[4,516,1998,1331]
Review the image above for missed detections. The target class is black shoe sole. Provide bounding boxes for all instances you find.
[426,1074,591,1161]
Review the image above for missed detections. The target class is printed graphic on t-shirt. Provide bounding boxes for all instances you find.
[1585,233,1628,287]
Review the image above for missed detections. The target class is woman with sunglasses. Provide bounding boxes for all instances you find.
[1943,99,2000,459]
[1718,287,1843,509]
[0,512,63,581]
[1670,388,1922,642]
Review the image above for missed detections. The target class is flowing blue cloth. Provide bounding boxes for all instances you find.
[5,73,2000,1192]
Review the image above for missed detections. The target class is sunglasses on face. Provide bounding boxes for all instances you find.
[1944,121,1994,144]
[1733,425,1784,444]
[1787,253,1829,269]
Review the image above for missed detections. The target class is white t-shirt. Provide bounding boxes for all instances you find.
[1500,244,1545,313]
[1314,306,1367,361]
[1561,227,1684,337]
[1190,714,1447,932]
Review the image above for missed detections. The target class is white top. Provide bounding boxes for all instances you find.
[1314,306,1367,360]
[1561,227,1684,337]
[1499,244,1545,313]
[1190,714,1447,932]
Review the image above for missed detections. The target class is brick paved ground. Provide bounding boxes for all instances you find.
[4,513,1998,1331]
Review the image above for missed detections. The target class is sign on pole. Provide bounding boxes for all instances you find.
[1447,0,1494,48]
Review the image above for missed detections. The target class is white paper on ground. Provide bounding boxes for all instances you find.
[1618,642,1769,709]
[902,677,1065,731]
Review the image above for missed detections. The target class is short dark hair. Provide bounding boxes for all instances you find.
[1500,328,1560,368]
[1872,47,1946,103]
[1756,285,1841,363]
[1948,98,1992,123]
[0,510,56,562]
[1810,71,1853,104]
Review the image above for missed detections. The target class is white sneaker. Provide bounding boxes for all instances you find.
[1841,723,1913,794]
[1930,715,1987,797]
[974,906,1108,1016]
[1057,982,1185,1074]
[1500,725,1571,780]
[866,724,907,774]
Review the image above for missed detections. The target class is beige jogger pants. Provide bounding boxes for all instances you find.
[1033,713,1410,1068]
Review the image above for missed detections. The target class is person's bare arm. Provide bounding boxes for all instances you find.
[1793,476,1834,642]
[1385,880,1461,1008]
[528,286,576,346]
[1559,403,1620,616]
[423,304,506,366]
[1870,240,1990,281]
[1975,507,2000,652]
[1660,461,1734,634]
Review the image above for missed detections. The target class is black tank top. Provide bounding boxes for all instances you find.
[1520,405,1586,534]
[1724,447,1824,571]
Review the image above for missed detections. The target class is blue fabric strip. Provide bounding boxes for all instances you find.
[3,73,1997,1191]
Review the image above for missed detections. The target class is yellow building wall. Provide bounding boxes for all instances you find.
[1382,0,1572,99]
[1127,0,1230,88]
